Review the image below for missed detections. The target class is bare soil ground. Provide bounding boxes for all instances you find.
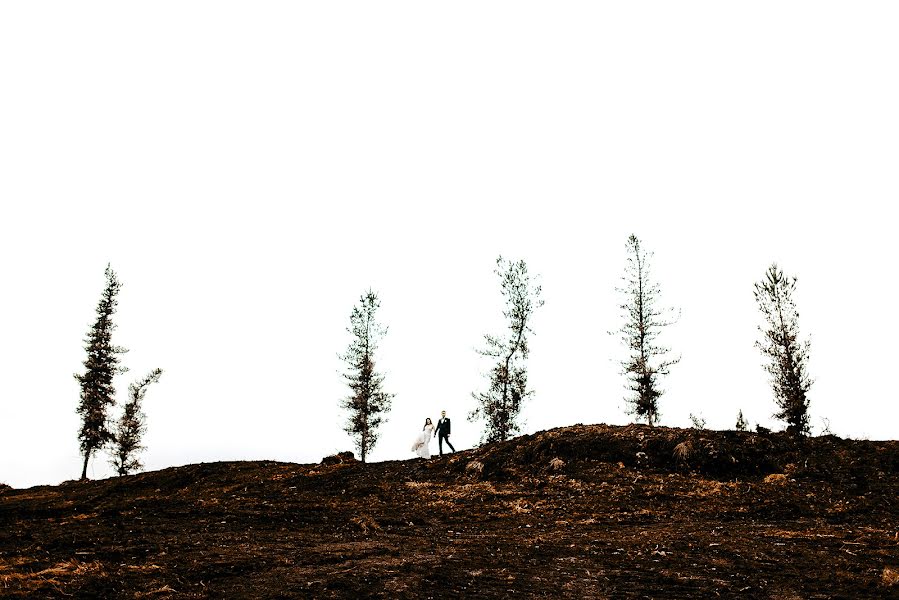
[2,424,898,599]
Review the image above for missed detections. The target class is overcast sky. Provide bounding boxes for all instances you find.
[2,2,897,489]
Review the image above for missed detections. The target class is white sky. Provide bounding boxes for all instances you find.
[2,3,897,488]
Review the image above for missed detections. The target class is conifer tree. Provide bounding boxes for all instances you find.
[754,263,813,436]
[110,369,163,476]
[74,264,129,480]
[735,409,748,432]
[470,256,544,443]
[613,235,679,426]
[339,290,393,462]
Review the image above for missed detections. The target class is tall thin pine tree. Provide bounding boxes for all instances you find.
[754,263,813,436]
[74,264,129,480]
[614,235,679,426]
[339,290,393,463]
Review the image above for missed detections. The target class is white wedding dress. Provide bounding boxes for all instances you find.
[413,424,435,459]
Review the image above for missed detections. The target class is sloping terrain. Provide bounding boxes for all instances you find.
[1,424,897,598]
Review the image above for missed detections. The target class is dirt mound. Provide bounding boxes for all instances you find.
[1,424,897,598]
[321,451,357,465]
[453,424,898,485]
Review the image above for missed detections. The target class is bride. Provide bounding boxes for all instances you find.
[411,418,435,459]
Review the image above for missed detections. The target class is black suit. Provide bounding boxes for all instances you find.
[435,417,455,454]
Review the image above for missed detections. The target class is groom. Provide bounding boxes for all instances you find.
[434,410,455,455]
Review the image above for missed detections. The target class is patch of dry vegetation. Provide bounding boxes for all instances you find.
[0,559,104,593]
[683,479,739,497]
[133,584,178,597]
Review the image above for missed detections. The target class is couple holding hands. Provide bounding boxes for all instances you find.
[412,410,455,459]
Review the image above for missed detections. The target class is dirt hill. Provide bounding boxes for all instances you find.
[1,424,897,598]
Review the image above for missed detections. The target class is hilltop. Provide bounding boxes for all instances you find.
[1,424,897,598]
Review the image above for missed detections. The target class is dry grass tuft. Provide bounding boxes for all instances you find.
[406,481,508,502]
[0,557,30,572]
[125,564,164,572]
[404,481,434,489]
[764,473,788,484]
[685,479,730,497]
[673,441,693,463]
[443,482,499,499]
[882,567,899,587]
[549,458,566,471]
[134,584,178,597]
[465,461,484,475]
[19,559,101,579]
[0,559,104,591]
[507,498,532,514]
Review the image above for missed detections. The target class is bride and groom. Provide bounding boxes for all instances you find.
[411,410,455,459]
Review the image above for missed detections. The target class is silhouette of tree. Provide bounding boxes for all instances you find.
[470,256,544,443]
[74,264,129,480]
[689,412,707,430]
[735,409,748,432]
[754,263,813,436]
[110,369,163,476]
[613,235,679,426]
[339,290,393,463]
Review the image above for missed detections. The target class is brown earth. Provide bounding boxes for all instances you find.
[1,424,898,599]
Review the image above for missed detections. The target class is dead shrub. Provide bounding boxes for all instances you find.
[764,473,788,484]
[549,458,565,472]
[465,461,484,475]
[882,567,899,587]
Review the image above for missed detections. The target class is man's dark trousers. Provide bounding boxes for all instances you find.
[438,433,455,455]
